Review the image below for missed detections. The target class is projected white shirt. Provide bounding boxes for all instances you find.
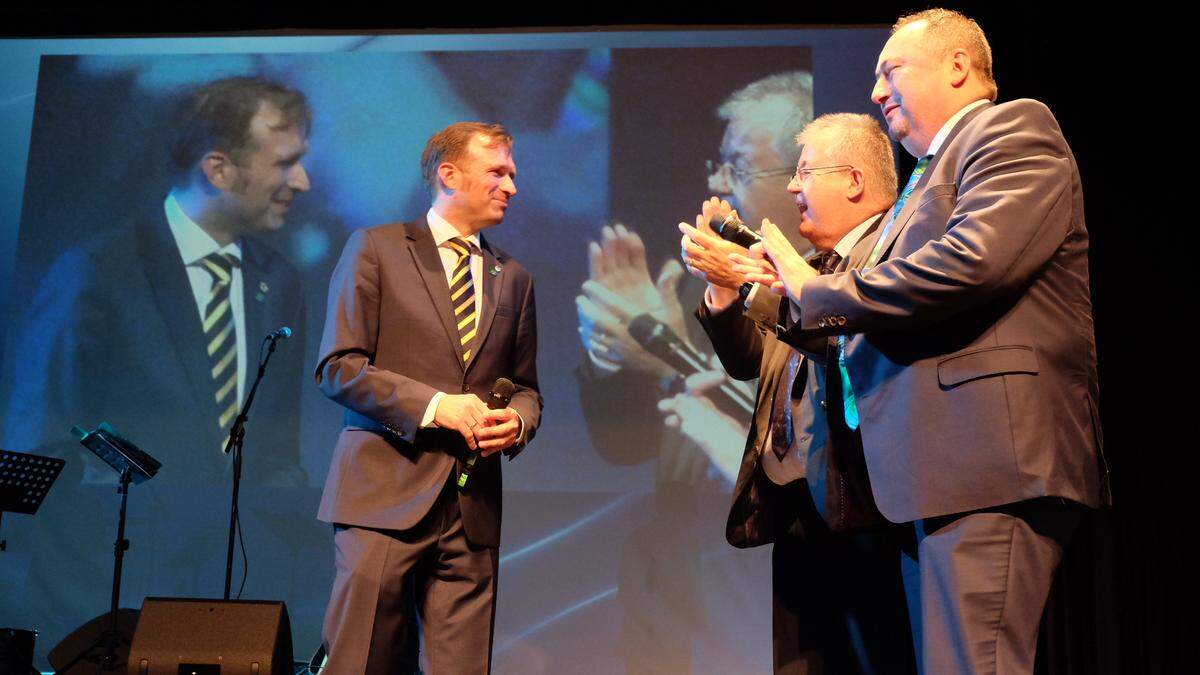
[164,191,246,406]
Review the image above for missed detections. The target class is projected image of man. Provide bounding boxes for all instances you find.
[0,75,311,665]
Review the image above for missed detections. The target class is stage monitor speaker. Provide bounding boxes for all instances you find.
[127,598,293,675]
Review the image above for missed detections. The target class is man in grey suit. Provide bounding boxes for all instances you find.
[315,122,541,674]
[680,113,914,673]
[738,9,1107,675]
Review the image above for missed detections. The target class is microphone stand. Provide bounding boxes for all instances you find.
[222,333,284,600]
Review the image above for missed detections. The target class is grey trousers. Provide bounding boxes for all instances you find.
[902,498,1083,675]
[321,482,499,675]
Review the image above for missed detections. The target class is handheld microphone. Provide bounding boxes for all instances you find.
[712,213,762,249]
[626,314,754,415]
[458,378,516,489]
[268,326,293,341]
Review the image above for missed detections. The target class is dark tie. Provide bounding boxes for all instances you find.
[198,252,239,445]
[807,250,843,276]
[768,351,802,461]
[446,237,477,363]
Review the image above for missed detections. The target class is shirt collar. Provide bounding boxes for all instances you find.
[926,99,990,157]
[832,212,882,259]
[427,207,481,252]
[164,191,242,267]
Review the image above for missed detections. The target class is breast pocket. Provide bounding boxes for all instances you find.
[937,345,1039,389]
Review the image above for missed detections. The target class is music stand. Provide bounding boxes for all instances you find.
[0,449,64,674]
[0,448,65,552]
[51,423,159,674]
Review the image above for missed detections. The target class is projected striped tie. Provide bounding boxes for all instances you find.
[446,237,477,362]
[199,252,240,441]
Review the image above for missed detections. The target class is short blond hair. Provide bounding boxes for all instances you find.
[796,113,898,201]
[894,8,998,101]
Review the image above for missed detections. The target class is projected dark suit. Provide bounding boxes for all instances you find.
[1,213,305,485]
[315,217,541,674]
[0,210,305,660]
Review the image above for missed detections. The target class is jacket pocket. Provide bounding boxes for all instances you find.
[937,345,1038,388]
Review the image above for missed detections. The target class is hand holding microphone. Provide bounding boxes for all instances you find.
[458,378,518,489]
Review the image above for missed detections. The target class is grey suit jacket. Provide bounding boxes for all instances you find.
[315,218,542,547]
[780,99,1107,523]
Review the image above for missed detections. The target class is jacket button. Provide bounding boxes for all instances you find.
[462,384,470,393]
[820,400,827,409]
[836,316,847,326]
[817,318,827,328]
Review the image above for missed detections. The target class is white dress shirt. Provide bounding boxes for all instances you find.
[164,191,246,406]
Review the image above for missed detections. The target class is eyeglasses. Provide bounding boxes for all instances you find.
[792,164,855,181]
[706,160,796,184]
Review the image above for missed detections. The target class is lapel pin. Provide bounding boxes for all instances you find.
[489,264,502,277]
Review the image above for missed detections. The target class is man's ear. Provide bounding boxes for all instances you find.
[948,48,971,89]
[200,151,236,190]
[845,167,866,201]
[437,161,459,194]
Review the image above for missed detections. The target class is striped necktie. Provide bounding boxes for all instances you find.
[446,237,478,363]
[839,156,931,431]
[198,252,240,441]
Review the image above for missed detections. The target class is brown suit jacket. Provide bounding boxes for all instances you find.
[315,217,541,547]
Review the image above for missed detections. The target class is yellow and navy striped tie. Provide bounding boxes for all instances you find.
[198,252,240,442]
[446,237,477,362]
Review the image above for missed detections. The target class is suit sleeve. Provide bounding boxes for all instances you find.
[314,229,439,443]
[503,272,542,459]
[0,249,108,481]
[788,100,1076,337]
[695,297,765,381]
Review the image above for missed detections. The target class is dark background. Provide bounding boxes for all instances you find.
[3,2,1186,672]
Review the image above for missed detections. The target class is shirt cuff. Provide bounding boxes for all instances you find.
[586,349,622,374]
[704,285,738,313]
[421,391,445,428]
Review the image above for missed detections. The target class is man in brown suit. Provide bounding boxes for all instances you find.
[315,122,541,674]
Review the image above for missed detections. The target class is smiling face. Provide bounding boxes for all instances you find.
[786,136,861,251]
[439,134,517,234]
[871,20,956,157]
[222,104,310,234]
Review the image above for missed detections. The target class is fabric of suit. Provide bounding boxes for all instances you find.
[0,210,305,656]
[315,217,541,674]
[780,99,1106,522]
[778,99,1104,674]
[697,292,913,674]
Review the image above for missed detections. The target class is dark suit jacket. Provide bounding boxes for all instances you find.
[696,299,821,548]
[315,218,541,548]
[781,99,1107,523]
[0,211,306,485]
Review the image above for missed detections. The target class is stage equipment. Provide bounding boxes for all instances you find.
[127,598,293,675]
[49,424,158,673]
[221,327,292,600]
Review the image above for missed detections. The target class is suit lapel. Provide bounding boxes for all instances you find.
[406,218,467,370]
[873,103,992,264]
[139,215,223,437]
[845,213,887,271]
[466,235,507,373]
[240,238,272,372]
